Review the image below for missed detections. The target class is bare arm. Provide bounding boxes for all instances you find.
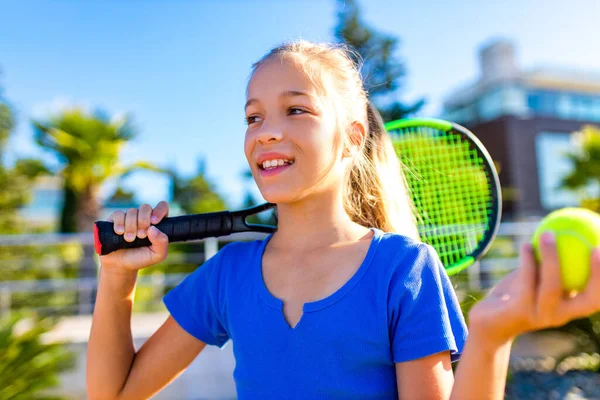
[86,267,138,398]
[451,239,600,400]
[449,332,512,400]
[86,267,207,400]
[87,201,208,399]
[118,316,206,400]
[395,351,454,400]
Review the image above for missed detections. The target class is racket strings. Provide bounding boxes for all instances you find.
[390,127,494,267]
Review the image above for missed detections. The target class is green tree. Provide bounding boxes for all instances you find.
[560,125,600,212]
[0,75,48,233]
[0,73,74,399]
[106,185,136,206]
[240,168,262,224]
[32,108,162,233]
[169,158,227,214]
[128,160,230,312]
[239,168,277,226]
[334,0,424,121]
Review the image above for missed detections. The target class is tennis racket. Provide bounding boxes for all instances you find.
[94,118,501,276]
[385,118,501,275]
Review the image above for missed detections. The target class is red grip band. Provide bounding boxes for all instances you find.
[93,223,102,255]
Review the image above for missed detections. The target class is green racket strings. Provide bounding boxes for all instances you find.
[389,126,494,269]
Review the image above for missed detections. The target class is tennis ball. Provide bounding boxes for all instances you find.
[531,208,600,291]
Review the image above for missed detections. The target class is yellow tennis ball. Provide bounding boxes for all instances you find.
[531,208,600,291]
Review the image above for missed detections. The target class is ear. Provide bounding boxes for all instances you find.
[343,120,367,158]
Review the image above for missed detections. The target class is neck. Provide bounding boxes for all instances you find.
[269,189,370,252]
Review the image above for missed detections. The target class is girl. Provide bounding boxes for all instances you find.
[87,41,600,400]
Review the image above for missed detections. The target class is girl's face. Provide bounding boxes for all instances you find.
[244,57,349,204]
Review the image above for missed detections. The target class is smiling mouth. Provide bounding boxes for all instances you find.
[258,158,295,170]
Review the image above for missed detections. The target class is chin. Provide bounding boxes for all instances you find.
[260,191,293,205]
[258,186,302,205]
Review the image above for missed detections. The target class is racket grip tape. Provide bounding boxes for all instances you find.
[93,211,234,255]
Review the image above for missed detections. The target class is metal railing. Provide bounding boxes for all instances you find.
[0,232,265,316]
[0,223,539,316]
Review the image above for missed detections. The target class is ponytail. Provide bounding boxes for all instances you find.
[344,102,419,239]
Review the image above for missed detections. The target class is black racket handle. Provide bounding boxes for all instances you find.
[93,203,276,255]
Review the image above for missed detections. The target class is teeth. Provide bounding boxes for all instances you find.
[261,159,293,170]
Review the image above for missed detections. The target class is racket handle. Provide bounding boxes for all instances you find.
[93,203,277,255]
[94,211,234,255]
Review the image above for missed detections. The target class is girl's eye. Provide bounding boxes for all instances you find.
[288,107,306,115]
[245,115,261,125]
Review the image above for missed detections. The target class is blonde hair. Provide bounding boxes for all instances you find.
[250,40,418,239]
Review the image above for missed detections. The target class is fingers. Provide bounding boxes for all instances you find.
[109,210,125,235]
[101,201,171,270]
[114,202,169,242]
[151,201,169,224]
[557,248,600,320]
[517,242,537,305]
[536,232,563,326]
[147,225,169,263]
[124,208,139,242]
[137,204,153,239]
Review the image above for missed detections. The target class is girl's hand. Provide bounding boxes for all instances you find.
[468,232,600,346]
[99,201,170,273]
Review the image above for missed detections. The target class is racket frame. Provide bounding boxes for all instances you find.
[385,117,502,275]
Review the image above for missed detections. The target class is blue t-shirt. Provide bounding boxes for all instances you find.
[163,228,468,399]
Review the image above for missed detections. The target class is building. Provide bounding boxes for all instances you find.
[17,175,64,231]
[441,39,600,220]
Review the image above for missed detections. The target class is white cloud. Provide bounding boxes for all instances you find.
[29,95,94,119]
[29,96,131,126]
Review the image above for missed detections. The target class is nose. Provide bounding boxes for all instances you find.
[256,120,283,145]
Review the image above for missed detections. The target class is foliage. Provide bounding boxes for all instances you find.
[0,78,49,234]
[239,168,277,226]
[106,185,136,206]
[334,0,424,121]
[560,125,600,212]
[168,158,227,215]
[32,108,163,232]
[0,312,75,399]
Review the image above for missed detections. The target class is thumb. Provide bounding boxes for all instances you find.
[147,226,169,262]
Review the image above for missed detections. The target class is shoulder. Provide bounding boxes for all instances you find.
[214,237,264,261]
[208,234,269,261]
[202,235,270,278]
[370,230,447,296]
[375,230,440,274]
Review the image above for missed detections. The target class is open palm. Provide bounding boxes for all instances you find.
[468,232,600,345]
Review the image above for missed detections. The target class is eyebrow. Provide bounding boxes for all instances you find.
[244,90,312,110]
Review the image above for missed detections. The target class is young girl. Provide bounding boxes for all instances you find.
[87,41,600,400]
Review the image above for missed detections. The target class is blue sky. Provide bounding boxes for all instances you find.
[1,0,598,209]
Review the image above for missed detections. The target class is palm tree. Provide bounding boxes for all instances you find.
[33,107,165,314]
[560,125,600,212]
[33,108,162,233]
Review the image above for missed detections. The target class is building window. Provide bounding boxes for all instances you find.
[528,91,559,116]
[529,90,600,122]
[535,132,585,210]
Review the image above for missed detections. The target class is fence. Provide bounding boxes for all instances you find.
[0,222,541,316]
